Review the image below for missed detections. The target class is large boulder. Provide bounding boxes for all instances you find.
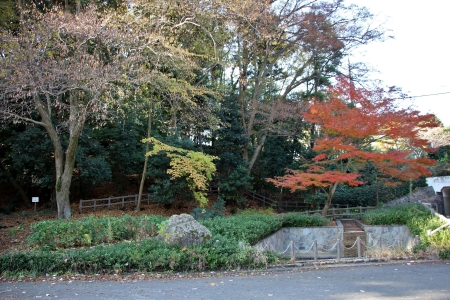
[158,214,212,246]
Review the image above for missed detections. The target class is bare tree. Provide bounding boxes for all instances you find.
[0,5,150,218]
[224,0,385,172]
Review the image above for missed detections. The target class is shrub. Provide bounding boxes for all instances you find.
[27,215,166,250]
[236,207,276,215]
[190,196,226,221]
[362,204,450,254]
[201,214,282,245]
[280,213,331,227]
[0,238,279,276]
[1,212,333,276]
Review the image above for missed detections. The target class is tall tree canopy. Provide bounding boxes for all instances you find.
[222,0,385,172]
[0,1,212,218]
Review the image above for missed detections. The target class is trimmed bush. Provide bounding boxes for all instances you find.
[1,212,332,276]
[362,204,450,256]
[0,238,279,276]
[280,213,331,227]
[27,215,166,250]
[201,214,282,245]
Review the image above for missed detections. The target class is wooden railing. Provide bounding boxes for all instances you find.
[78,187,376,219]
[79,193,151,213]
[244,190,310,210]
[301,206,378,219]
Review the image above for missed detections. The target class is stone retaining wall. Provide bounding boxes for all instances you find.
[356,221,416,250]
[254,222,415,258]
[254,224,343,259]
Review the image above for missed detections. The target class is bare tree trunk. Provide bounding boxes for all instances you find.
[34,93,85,219]
[56,171,73,219]
[137,104,152,211]
[321,192,333,217]
[248,131,268,172]
[321,158,353,217]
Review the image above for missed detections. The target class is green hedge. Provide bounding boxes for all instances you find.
[27,215,166,250]
[362,204,450,257]
[1,236,279,276]
[27,213,330,250]
[0,213,330,276]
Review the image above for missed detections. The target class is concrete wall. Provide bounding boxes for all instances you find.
[254,224,343,259]
[357,221,416,250]
[254,222,415,259]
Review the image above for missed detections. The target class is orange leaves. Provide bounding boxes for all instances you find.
[266,169,364,192]
[267,76,439,197]
[304,77,439,147]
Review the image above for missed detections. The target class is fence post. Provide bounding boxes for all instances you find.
[359,206,362,219]
[357,236,361,258]
[378,236,382,250]
[337,239,341,262]
[135,195,138,205]
[122,197,125,208]
[415,235,420,247]
[290,240,295,262]
[79,200,82,214]
[314,240,318,261]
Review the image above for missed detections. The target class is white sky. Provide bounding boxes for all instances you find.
[347,0,450,126]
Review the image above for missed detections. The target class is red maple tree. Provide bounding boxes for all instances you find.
[267,77,440,216]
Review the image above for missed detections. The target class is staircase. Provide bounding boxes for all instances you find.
[340,219,366,258]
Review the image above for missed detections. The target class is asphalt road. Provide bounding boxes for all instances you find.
[1,261,449,300]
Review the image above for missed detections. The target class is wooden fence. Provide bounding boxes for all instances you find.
[244,190,310,210]
[302,206,378,219]
[78,187,376,218]
[79,193,151,213]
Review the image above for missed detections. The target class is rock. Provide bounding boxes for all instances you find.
[158,214,212,246]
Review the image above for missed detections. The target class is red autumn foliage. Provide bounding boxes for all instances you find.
[267,77,440,216]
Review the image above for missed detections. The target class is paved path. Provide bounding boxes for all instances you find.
[1,261,449,299]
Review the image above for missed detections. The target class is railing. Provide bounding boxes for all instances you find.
[244,190,310,210]
[256,234,421,261]
[302,206,378,219]
[79,193,151,213]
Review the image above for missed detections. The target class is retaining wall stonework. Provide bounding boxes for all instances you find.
[357,221,415,250]
[254,222,415,258]
[254,225,344,259]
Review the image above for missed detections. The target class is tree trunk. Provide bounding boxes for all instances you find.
[321,158,353,217]
[137,104,152,211]
[34,92,84,219]
[248,131,268,172]
[56,172,72,219]
[321,193,333,217]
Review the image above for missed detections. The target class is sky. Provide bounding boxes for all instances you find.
[347,0,450,126]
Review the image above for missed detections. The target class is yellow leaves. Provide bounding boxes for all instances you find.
[144,137,218,206]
